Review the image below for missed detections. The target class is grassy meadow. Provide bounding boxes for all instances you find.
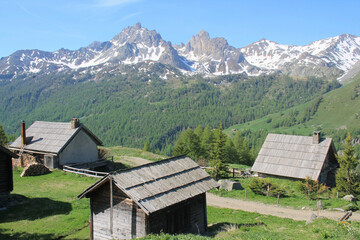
[211,177,350,210]
[0,169,97,239]
[102,146,166,162]
[1,168,360,239]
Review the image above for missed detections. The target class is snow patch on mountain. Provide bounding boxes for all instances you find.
[0,23,359,80]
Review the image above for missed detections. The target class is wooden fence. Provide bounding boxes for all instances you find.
[63,156,114,178]
[63,165,108,178]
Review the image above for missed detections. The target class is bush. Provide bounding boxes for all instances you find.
[343,203,359,212]
[269,183,287,197]
[249,178,287,197]
[249,178,269,195]
[296,177,329,200]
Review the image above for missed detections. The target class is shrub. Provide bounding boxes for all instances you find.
[249,178,287,197]
[296,177,329,200]
[249,178,269,195]
[343,203,359,212]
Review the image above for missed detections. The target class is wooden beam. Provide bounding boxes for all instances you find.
[90,198,94,240]
[110,176,113,235]
[203,193,208,232]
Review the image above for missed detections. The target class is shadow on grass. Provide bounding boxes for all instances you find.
[94,161,128,172]
[207,222,266,237]
[0,228,86,240]
[0,194,72,223]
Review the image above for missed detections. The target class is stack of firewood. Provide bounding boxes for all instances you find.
[20,163,51,177]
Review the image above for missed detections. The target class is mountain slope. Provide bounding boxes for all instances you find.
[0,72,340,154]
[1,23,359,80]
[241,34,360,79]
[226,72,360,136]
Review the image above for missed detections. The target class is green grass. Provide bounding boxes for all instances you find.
[102,146,166,162]
[211,177,349,210]
[0,169,97,240]
[142,207,360,239]
[225,73,360,136]
[227,163,251,170]
[207,206,360,240]
[1,168,358,240]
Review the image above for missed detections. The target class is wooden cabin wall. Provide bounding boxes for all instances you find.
[148,193,207,235]
[0,152,12,199]
[319,152,338,188]
[90,183,146,240]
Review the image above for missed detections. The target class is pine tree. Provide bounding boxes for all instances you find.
[194,125,204,139]
[209,123,228,180]
[172,128,201,160]
[224,138,238,163]
[336,133,359,195]
[143,141,151,152]
[0,125,7,146]
[201,125,215,160]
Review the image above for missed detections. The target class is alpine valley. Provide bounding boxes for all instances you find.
[1,23,360,154]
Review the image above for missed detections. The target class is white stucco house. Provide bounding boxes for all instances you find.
[9,118,103,169]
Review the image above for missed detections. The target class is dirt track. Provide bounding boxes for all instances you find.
[118,156,360,222]
[207,193,360,222]
[117,156,151,166]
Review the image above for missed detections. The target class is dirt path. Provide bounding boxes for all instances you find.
[117,156,151,167]
[207,193,360,222]
[117,156,360,222]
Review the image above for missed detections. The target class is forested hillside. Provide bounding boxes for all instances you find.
[0,70,340,155]
[226,73,360,155]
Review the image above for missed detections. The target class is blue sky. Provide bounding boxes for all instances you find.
[1,0,359,58]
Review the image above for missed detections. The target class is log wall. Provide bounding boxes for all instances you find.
[0,151,12,197]
[91,183,146,240]
[148,193,207,235]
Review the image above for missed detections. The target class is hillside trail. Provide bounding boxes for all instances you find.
[118,156,360,222]
[207,192,360,222]
[117,156,152,167]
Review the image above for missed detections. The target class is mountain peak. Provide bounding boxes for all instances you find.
[133,22,142,29]
[0,23,359,80]
[196,30,210,39]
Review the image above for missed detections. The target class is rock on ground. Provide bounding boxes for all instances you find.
[218,179,243,191]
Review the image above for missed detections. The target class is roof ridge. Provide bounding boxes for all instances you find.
[111,154,188,175]
[123,165,200,190]
[138,176,213,203]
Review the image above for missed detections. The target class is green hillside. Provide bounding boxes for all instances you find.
[225,73,360,152]
[0,72,338,155]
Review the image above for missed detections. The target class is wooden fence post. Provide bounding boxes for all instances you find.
[110,176,113,236]
[245,190,247,200]
[233,168,235,178]
[277,194,279,206]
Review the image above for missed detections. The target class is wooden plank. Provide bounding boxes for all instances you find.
[110,177,113,235]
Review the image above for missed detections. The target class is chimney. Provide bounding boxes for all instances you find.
[313,131,320,144]
[21,120,26,146]
[71,118,80,129]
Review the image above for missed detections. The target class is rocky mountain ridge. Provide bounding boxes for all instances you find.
[1,23,360,81]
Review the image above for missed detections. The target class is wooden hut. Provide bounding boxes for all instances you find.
[78,155,219,240]
[0,145,18,202]
[251,132,338,187]
[9,118,103,169]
